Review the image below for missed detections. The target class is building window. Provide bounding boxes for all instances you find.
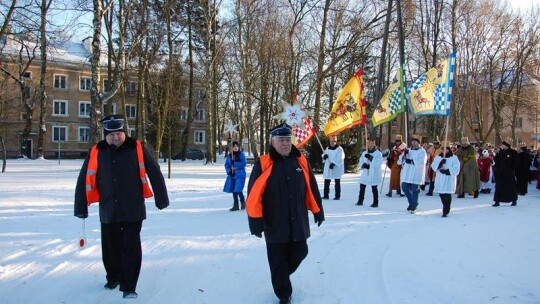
[21,71,32,80]
[127,127,135,137]
[103,79,112,92]
[125,81,137,95]
[180,108,188,120]
[195,88,205,100]
[54,74,68,89]
[195,109,205,121]
[516,117,522,128]
[52,126,68,142]
[80,77,92,91]
[194,130,205,144]
[53,100,68,116]
[125,104,136,118]
[78,126,90,142]
[79,101,91,117]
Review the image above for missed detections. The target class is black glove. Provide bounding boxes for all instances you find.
[403,149,409,156]
[314,212,324,227]
[361,163,370,169]
[228,171,235,177]
[249,218,264,238]
[75,213,88,219]
[156,201,169,210]
[365,154,373,161]
[437,158,446,169]
[439,168,451,175]
[329,163,335,169]
[323,154,329,160]
[405,158,414,164]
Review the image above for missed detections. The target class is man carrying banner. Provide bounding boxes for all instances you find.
[356,140,383,207]
[322,136,345,200]
[386,135,407,197]
[397,134,427,213]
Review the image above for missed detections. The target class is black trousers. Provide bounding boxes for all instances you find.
[358,184,378,203]
[101,221,143,292]
[439,194,452,215]
[266,241,308,301]
[323,179,341,198]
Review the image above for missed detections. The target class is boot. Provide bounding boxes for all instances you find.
[426,182,435,196]
[356,197,363,206]
[492,202,500,207]
[239,193,246,210]
[357,185,366,205]
[511,201,517,206]
[397,189,405,197]
[323,179,331,199]
[370,201,378,208]
[473,190,479,199]
[370,186,379,207]
[457,193,465,198]
[386,191,392,197]
[334,179,341,200]
[229,203,239,211]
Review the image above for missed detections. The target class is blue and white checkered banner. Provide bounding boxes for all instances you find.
[406,52,456,117]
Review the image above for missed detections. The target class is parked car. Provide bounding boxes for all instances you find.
[172,148,205,160]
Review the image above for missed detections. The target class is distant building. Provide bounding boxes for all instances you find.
[0,36,207,159]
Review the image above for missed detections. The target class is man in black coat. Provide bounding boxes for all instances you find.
[492,141,518,207]
[246,123,324,304]
[74,114,169,299]
[516,145,532,195]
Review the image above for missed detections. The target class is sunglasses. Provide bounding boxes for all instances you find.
[102,119,125,131]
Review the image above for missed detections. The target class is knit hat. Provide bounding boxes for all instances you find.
[101,114,127,137]
[232,141,239,147]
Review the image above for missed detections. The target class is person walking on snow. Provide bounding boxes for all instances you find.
[397,134,427,214]
[492,141,519,207]
[356,140,383,207]
[456,137,480,198]
[386,134,407,197]
[74,114,169,300]
[246,123,324,304]
[431,144,461,217]
[223,141,247,211]
[321,136,345,200]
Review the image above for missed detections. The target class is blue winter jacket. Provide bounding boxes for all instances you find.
[223,151,247,193]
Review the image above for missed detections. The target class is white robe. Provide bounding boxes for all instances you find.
[431,155,461,194]
[358,149,383,186]
[322,146,345,180]
[397,147,427,185]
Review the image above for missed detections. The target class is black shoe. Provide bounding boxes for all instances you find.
[279,296,291,304]
[322,196,330,200]
[370,203,378,208]
[407,205,412,211]
[386,192,392,197]
[487,189,491,194]
[356,201,363,206]
[426,192,433,196]
[492,202,500,207]
[511,201,517,206]
[410,209,416,214]
[229,205,240,211]
[420,185,426,191]
[333,197,340,200]
[104,281,119,290]
[473,191,479,198]
[399,194,405,197]
[123,291,138,299]
[457,194,465,198]
[442,214,448,217]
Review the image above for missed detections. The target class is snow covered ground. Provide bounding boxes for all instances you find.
[0,157,539,304]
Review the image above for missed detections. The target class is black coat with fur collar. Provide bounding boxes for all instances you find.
[74,137,169,223]
[247,145,324,243]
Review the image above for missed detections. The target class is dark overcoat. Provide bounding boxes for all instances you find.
[74,137,169,223]
[493,148,518,203]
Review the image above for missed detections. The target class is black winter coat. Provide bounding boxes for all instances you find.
[493,148,518,203]
[74,137,169,223]
[247,145,324,244]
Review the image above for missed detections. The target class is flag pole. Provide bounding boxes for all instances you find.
[314,132,325,153]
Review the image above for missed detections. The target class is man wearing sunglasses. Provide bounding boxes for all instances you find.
[74,114,169,299]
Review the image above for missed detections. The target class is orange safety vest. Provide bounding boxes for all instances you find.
[246,154,321,218]
[85,140,154,205]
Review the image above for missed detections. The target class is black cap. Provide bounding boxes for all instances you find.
[232,141,239,147]
[269,123,292,137]
[101,114,126,136]
[501,141,511,148]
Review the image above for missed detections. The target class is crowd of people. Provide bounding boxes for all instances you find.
[73,118,539,303]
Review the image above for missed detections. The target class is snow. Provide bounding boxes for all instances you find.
[0,158,539,304]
